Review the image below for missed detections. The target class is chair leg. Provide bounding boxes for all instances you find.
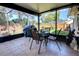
[55,40,61,51]
[59,41,62,47]
[30,39,33,50]
[43,38,48,47]
[29,37,31,42]
[38,41,42,54]
[58,38,62,47]
[46,39,48,46]
[36,40,39,44]
[43,40,45,46]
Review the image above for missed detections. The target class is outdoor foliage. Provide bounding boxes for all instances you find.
[0,12,7,25]
[41,11,60,23]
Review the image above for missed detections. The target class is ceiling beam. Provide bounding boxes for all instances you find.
[0,3,39,15]
[0,3,79,16]
[40,3,79,14]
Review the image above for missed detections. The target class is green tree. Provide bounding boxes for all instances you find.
[41,12,60,23]
[21,18,28,27]
[0,12,7,25]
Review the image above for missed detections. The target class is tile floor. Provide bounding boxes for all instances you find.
[0,37,78,56]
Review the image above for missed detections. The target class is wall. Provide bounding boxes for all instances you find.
[70,6,79,35]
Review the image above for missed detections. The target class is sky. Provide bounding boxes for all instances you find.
[59,8,69,20]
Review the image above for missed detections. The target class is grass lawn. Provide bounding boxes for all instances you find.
[50,29,69,36]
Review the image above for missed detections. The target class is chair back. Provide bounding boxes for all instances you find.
[57,28,62,35]
[31,29,40,40]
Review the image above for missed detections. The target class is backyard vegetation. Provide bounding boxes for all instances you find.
[0,6,38,37]
[40,8,71,36]
[50,29,69,35]
[0,6,71,37]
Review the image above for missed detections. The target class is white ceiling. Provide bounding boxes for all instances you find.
[15,3,70,13]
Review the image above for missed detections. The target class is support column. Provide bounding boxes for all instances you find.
[55,10,57,35]
[38,14,40,32]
